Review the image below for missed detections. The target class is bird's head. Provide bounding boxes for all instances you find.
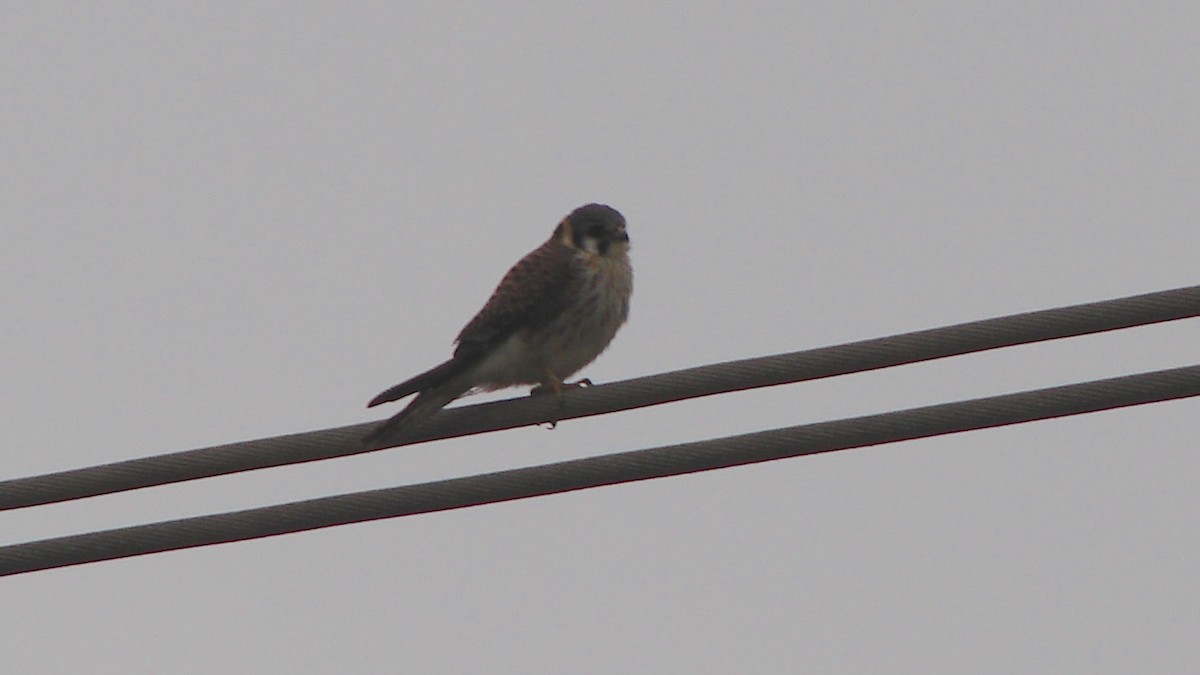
[556,203,630,257]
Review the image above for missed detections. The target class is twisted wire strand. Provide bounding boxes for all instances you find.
[2,363,1197,577]
[1,284,1197,512]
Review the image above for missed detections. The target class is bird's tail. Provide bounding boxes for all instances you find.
[362,382,471,449]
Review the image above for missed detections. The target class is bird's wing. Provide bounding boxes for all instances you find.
[366,238,577,410]
[366,356,472,408]
[453,238,578,357]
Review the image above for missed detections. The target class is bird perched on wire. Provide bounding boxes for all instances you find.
[363,203,633,447]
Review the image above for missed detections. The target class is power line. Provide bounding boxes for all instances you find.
[2,364,1197,577]
[4,284,1200,510]
[2,285,1198,512]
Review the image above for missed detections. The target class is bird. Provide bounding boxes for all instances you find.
[363,203,633,447]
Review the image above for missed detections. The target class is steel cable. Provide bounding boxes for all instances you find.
[2,364,1197,576]
[1,284,1197,511]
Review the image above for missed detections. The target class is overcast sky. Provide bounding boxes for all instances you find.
[3,3,1198,673]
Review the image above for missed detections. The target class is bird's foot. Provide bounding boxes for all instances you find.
[531,378,593,429]
[530,378,592,396]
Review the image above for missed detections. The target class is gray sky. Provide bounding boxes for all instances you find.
[3,3,1198,673]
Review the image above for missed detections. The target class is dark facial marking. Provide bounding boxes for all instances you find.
[567,203,626,253]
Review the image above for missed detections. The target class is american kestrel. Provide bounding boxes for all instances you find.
[364,203,632,446]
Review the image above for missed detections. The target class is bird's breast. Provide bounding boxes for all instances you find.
[535,253,631,376]
[471,253,632,389]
